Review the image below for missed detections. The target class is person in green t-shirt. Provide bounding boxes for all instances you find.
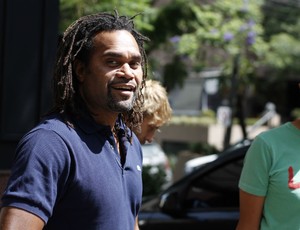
[236,120,300,230]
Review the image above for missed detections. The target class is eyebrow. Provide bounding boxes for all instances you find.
[103,51,141,60]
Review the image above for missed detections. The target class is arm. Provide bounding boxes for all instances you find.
[134,216,140,230]
[236,189,265,230]
[0,207,45,230]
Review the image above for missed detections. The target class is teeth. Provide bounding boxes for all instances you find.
[115,86,134,90]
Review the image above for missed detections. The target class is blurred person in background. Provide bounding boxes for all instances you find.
[134,79,173,198]
[133,79,172,144]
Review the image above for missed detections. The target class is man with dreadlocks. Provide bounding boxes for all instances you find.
[0,11,149,230]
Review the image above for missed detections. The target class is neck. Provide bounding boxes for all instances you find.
[292,119,300,130]
[90,111,120,130]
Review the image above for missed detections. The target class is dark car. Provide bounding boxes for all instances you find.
[138,139,251,230]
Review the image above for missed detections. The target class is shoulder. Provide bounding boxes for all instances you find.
[246,123,294,161]
[37,114,74,134]
[25,114,77,142]
[16,114,77,158]
[252,123,287,143]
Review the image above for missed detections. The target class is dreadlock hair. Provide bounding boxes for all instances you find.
[51,10,149,131]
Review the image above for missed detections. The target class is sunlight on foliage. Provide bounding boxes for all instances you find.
[59,0,156,33]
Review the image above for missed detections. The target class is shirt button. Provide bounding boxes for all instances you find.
[110,145,114,150]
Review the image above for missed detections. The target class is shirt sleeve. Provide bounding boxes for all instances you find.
[239,135,272,196]
[1,128,71,223]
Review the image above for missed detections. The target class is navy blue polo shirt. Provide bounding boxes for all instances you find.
[1,114,143,230]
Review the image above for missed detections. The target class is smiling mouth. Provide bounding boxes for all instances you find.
[112,84,136,92]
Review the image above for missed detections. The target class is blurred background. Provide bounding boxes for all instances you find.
[1,0,300,203]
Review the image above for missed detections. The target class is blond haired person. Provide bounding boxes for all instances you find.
[134,79,172,144]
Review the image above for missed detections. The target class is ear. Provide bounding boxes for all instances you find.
[74,59,86,82]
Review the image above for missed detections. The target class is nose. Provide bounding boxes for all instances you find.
[117,63,135,79]
[145,138,153,144]
[145,134,154,144]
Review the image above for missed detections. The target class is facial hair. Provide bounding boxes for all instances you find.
[107,87,136,112]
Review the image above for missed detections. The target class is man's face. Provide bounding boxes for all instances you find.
[76,30,143,117]
[137,116,161,144]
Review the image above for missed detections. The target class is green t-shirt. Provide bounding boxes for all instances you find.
[239,122,300,230]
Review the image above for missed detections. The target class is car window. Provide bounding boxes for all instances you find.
[184,154,244,210]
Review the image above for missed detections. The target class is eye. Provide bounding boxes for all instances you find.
[106,59,119,67]
[148,125,160,132]
[130,61,141,69]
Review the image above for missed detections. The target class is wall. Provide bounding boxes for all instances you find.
[0,0,59,170]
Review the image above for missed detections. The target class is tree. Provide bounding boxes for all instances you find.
[59,0,157,33]
[146,0,268,90]
[262,0,300,75]
[59,0,300,120]
[145,0,300,148]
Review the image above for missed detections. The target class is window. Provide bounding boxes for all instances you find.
[184,154,244,209]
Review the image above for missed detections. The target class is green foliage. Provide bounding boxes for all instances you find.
[163,55,188,90]
[170,114,216,125]
[266,34,300,70]
[263,1,300,39]
[59,0,156,33]
[147,0,300,93]
[145,0,268,91]
[201,109,215,118]
[59,0,300,104]
[146,0,199,48]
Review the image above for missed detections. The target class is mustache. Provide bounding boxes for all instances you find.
[108,79,138,91]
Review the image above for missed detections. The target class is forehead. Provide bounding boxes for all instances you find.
[92,30,141,57]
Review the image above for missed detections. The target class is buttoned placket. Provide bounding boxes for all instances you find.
[108,130,126,174]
